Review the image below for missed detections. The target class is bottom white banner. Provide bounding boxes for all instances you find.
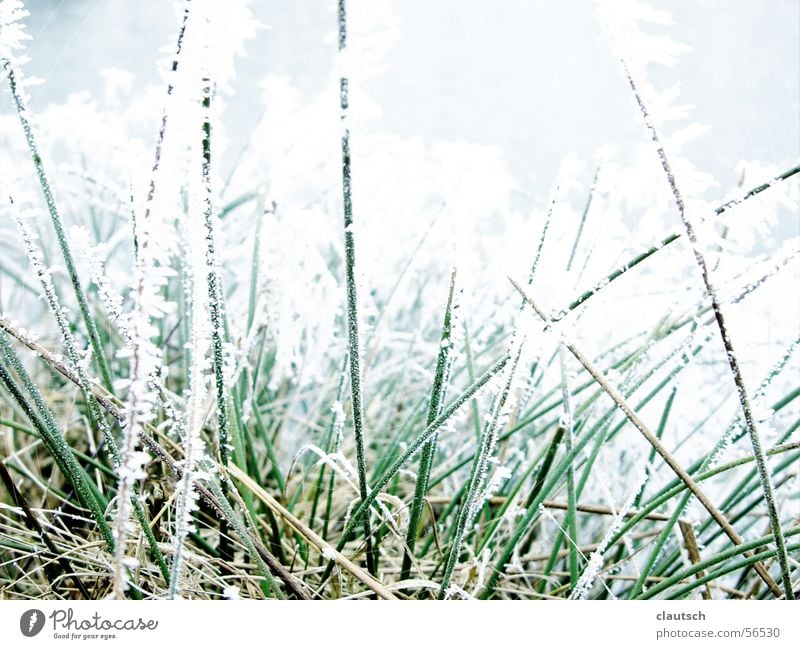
[0,600,797,648]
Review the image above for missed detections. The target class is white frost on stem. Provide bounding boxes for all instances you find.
[165,0,258,596]
[570,469,648,600]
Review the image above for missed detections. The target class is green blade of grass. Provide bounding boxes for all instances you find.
[337,0,376,577]
[401,268,457,581]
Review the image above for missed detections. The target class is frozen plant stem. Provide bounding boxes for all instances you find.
[113,273,146,599]
[167,74,218,596]
[310,353,348,538]
[141,0,192,223]
[566,165,600,273]
[337,0,376,576]
[115,183,170,598]
[559,345,579,590]
[201,78,231,469]
[623,61,793,600]
[527,182,558,284]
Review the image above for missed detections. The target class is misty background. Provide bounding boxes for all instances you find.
[17,0,800,201]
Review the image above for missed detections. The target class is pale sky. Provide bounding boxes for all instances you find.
[17,0,800,201]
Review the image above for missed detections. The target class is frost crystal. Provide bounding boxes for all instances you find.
[222,585,241,600]
[0,0,30,64]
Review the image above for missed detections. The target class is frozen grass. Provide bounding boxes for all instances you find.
[0,0,797,600]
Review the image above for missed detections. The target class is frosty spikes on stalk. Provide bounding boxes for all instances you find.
[0,1,30,69]
[108,0,198,598]
[569,468,649,599]
[113,174,171,597]
[72,226,134,346]
[167,0,243,597]
[337,0,378,577]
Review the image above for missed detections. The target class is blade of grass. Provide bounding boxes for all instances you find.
[337,0,376,577]
[400,268,457,581]
[678,520,712,600]
[566,165,600,272]
[309,354,348,534]
[558,345,579,591]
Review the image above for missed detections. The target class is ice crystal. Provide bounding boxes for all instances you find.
[0,0,30,66]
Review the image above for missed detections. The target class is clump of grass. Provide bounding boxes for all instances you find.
[0,0,797,602]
